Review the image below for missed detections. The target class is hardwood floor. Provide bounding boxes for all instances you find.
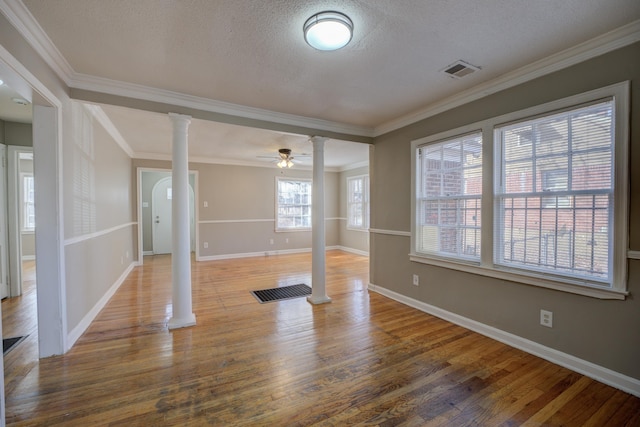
[2,251,639,426]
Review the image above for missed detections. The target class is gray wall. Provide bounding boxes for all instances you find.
[370,42,640,380]
[133,159,343,258]
[339,165,370,254]
[3,122,33,146]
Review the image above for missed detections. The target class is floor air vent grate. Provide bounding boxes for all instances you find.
[251,284,311,303]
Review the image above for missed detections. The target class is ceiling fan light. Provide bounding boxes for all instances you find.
[277,159,287,168]
[287,159,294,168]
[304,11,353,51]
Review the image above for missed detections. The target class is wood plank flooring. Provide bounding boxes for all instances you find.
[2,251,639,426]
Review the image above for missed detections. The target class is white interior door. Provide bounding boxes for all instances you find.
[151,176,196,255]
[152,177,173,255]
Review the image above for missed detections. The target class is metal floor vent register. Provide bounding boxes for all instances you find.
[3,335,27,355]
[251,284,311,303]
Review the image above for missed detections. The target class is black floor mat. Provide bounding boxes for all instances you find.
[3,335,27,355]
[251,284,311,303]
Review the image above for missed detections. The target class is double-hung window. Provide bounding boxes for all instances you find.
[347,175,369,230]
[276,178,312,231]
[411,82,629,299]
[495,101,614,283]
[415,133,482,260]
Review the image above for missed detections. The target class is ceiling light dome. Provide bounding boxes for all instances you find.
[304,11,353,51]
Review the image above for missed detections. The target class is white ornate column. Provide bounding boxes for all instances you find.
[168,113,196,329]
[308,136,331,304]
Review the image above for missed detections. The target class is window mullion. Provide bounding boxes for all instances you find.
[482,127,494,267]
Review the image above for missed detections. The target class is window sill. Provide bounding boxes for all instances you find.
[409,253,627,300]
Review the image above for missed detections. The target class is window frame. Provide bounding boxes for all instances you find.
[414,131,483,261]
[410,82,629,299]
[275,177,312,232]
[347,174,370,231]
[21,172,35,232]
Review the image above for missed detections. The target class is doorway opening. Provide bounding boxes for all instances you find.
[138,169,198,262]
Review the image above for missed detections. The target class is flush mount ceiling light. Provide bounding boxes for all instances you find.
[304,11,353,51]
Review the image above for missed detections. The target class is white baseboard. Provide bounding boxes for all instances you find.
[368,283,640,398]
[332,245,369,256]
[197,248,312,261]
[142,251,154,256]
[21,255,35,261]
[196,246,367,262]
[66,261,137,349]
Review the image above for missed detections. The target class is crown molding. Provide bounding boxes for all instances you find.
[0,0,74,85]
[1,1,373,138]
[82,104,135,157]
[374,19,640,136]
[4,1,638,141]
[69,73,375,138]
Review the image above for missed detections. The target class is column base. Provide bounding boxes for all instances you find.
[168,313,197,330]
[307,295,332,305]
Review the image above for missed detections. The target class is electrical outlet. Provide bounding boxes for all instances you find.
[203,242,209,249]
[285,238,289,244]
[203,201,208,208]
[412,274,419,286]
[540,309,553,328]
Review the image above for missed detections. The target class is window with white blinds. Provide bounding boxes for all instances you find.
[495,101,614,283]
[411,82,629,298]
[276,178,312,231]
[415,132,482,260]
[347,175,369,230]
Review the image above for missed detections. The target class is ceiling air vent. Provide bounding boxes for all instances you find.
[441,60,480,79]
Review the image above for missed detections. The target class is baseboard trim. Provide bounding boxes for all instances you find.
[332,245,369,256]
[196,246,366,262]
[21,255,35,261]
[368,283,640,397]
[197,248,311,261]
[67,261,137,350]
[142,251,154,256]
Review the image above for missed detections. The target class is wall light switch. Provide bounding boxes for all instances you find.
[142,202,149,208]
[203,242,209,249]
[203,201,208,208]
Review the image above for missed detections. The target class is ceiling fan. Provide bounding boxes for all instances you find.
[258,148,310,168]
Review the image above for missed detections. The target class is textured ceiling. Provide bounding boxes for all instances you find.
[22,0,640,127]
[2,1,639,168]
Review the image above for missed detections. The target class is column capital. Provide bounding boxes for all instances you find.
[310,135,328,145]
[168,113,192,124]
